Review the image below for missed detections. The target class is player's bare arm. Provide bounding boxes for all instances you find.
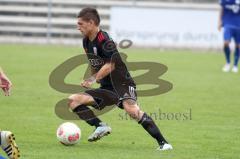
[81,66,97,88]
[0,66,12,96]
[95,62,115,82]
[81,62,115,88]
[218,7,223,31]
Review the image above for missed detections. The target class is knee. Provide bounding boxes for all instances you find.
[123,99,141,119]
[224,42,230,47]
[123,99,137,110]
[68,94,85,110]
[68,94,80,101]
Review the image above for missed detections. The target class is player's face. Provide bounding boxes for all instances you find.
[77,18,94,37]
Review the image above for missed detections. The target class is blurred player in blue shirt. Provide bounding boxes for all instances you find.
[218,0,240,73]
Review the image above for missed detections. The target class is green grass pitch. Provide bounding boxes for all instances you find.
[0,44,240,159]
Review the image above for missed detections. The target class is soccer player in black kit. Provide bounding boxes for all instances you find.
[68,7,173,150]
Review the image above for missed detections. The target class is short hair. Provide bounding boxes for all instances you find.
[77,7,100,26]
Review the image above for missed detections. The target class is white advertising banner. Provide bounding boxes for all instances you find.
[110,7,223,49]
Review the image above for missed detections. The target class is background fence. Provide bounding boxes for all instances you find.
[0,0,220,48]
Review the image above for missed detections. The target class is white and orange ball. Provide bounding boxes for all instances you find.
[56,122,81,145]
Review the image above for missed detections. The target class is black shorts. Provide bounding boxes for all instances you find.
[85,85,137,110]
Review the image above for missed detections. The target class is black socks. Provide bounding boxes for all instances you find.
[73,106,168,145]
[138,113,168,146]
[73,105,101,128]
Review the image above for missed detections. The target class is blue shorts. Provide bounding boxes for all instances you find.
[0,155,6,159]
[223,26,240,44]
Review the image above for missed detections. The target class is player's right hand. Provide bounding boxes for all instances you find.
[80,76,96,89]
[80,80,91,88]
[0,75,12,96]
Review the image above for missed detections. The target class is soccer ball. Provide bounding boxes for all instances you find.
[56,122,81,145]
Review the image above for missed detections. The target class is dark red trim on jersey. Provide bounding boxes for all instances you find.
[97,32,105,43]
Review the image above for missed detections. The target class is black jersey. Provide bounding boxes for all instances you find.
[82,30,135,89]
